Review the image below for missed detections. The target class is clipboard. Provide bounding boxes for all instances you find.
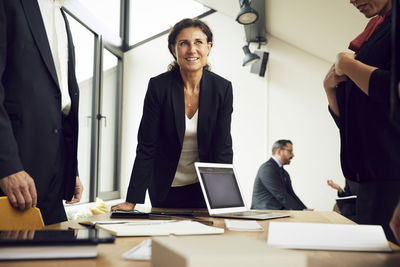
[0,196,44,230]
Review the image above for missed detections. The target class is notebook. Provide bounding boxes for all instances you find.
[0,229,115,260]
[194,162,290,220]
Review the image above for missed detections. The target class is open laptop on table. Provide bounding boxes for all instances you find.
[194,162,290,220]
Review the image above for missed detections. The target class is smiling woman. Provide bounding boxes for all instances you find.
[111,18,234,212]
[171,27,211,75]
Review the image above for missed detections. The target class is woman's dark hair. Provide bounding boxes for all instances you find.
[167,18,213,71]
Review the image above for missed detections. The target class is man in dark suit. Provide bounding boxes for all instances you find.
[0,0,82,225]
[251,140,308,210]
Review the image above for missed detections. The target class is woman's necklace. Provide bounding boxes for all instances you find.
[185,89,192,107]
[184,86,199,107]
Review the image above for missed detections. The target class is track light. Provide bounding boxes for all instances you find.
[236,0,259,25]
[242,44,260,66]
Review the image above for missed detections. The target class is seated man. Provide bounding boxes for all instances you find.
[251,140,307,210]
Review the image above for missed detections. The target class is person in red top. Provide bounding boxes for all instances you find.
[323,0,400,243]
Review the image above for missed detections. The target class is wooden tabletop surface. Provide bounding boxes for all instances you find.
[1,210,399,267]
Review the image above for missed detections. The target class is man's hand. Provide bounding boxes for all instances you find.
[0,230,35,240]
[390,202,400,244]
[0,171,37,210]
[111,202,136,211]
[65,176,83,204]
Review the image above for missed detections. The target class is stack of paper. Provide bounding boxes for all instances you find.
[224,219,264,231]
[267,222,391,252]
[97,220,224,237]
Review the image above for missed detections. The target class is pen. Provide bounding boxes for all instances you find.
[149,214,213,226]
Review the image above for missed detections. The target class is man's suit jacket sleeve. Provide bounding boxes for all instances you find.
[258,163,306,210]
[0,1,23,178]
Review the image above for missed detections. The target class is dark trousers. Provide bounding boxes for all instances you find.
[356,181,400,244]
[37,114,71,225]
[151,182,207,209]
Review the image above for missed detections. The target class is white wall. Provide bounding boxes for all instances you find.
[266,36,343,210]
[121,1,367,210]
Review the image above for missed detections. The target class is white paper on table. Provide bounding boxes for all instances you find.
[122,239,151,260]
[336,195,357,201]
[97,220,224,236]
[267,222,392,252]
[224,219,264,231]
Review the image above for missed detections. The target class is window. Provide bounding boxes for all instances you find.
[79,0,121,37]
[66,13,95,203]
[129,0,210,45]
[65,5,122,203]
[98,49,121,199]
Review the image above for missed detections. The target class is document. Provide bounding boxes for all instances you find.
[267,222,392,252]
[97,220,224,237]
[224,219,264,231]
[122,239,152,260]
[336,195,357,201]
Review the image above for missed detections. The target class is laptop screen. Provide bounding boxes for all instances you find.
[197,166,245,209]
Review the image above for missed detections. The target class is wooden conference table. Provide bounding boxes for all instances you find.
[1,210,400,267]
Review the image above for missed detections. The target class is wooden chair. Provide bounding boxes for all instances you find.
[333,203,341,214]
[0,196,44,230]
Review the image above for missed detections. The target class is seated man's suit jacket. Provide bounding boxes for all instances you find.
[251,158,307,210]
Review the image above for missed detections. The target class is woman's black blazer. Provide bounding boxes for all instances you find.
[126,68,233,203]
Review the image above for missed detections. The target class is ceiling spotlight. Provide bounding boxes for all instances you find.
[236,0,259,25]
[242,44,260,66]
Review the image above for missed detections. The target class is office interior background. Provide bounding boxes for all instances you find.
[64,0,368,213]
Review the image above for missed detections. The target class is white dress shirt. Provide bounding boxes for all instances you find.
[37,0,71,114]
[172,110,200,187]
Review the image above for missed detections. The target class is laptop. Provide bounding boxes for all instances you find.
[194,162,290,220]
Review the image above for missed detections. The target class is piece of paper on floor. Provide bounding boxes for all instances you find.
[122,239,151,260]
[224,219,264,231]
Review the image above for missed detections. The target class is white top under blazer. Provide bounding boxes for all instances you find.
[172,110,199,187]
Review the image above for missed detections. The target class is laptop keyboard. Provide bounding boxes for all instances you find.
[223,211,270,216]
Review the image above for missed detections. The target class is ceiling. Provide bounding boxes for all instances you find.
[195,0,367,63]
